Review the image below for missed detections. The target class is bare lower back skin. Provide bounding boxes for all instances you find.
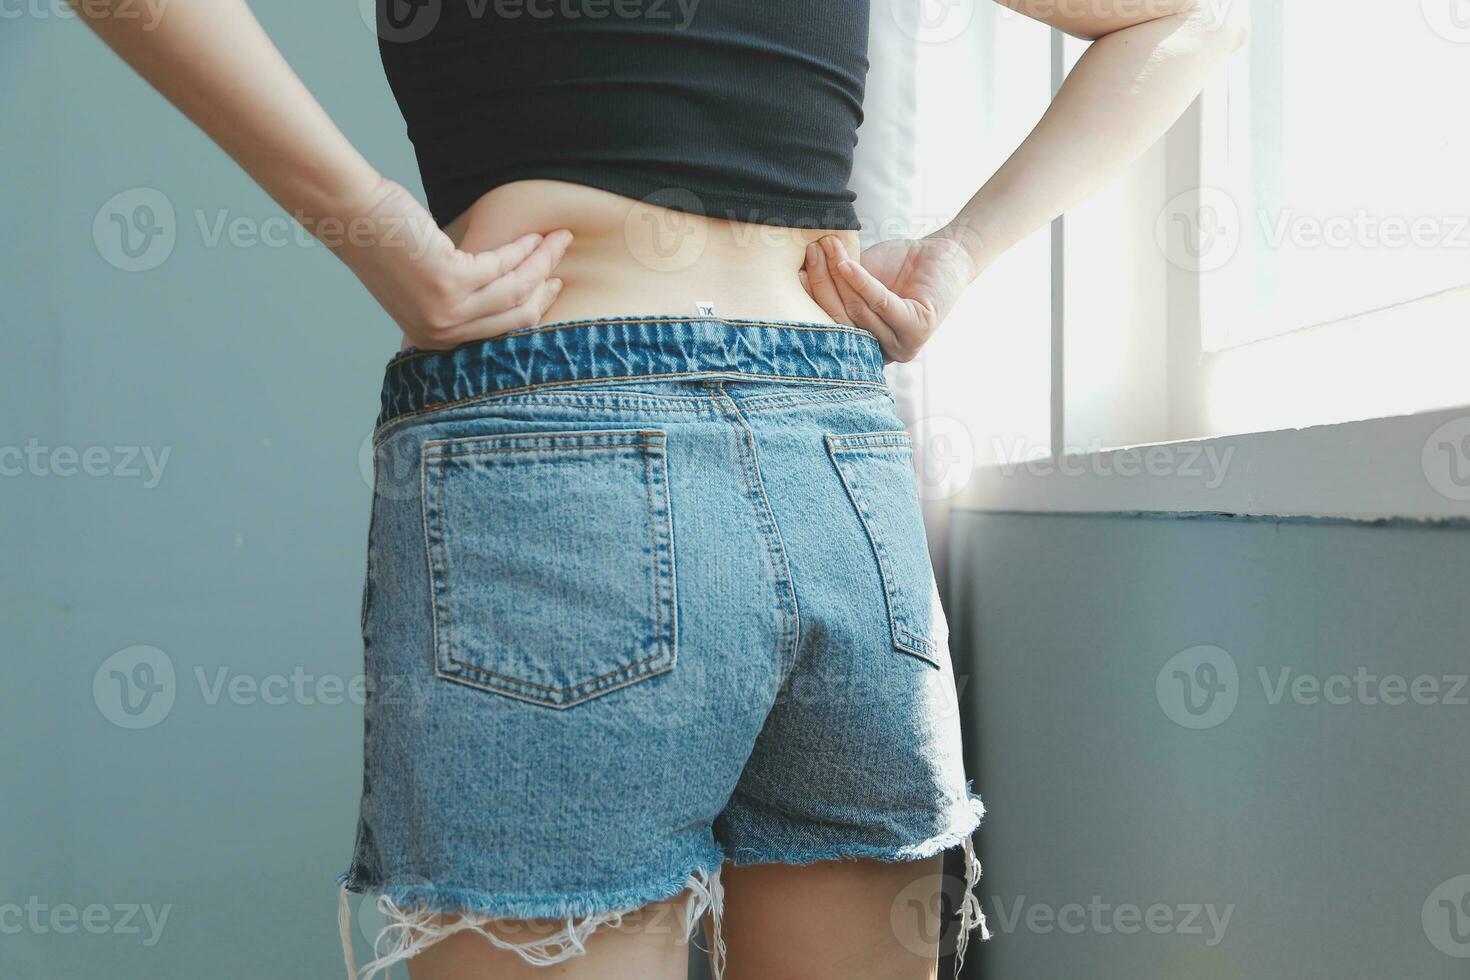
[439,179,861,339]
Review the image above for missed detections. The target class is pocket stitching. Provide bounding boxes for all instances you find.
[423,428,665,455]
[422,430,677,708]
[825,432,941,669]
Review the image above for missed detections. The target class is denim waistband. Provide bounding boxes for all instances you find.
[376,315,888,429]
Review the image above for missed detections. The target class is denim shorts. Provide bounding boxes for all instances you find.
[337,316,987,978]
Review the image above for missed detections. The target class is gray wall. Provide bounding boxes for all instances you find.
[3,5,407,977]
[948,510,1470,979]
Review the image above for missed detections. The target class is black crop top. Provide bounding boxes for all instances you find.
[376,1,870,229]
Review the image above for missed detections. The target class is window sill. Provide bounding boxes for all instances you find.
[951,405,1470,521]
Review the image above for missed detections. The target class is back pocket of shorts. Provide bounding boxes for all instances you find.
[825,431,942,669]
[421,429,677,708]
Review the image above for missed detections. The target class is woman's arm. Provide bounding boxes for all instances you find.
[804,0,1249,360]
[945,0,1250,272]
[69,0,572,348]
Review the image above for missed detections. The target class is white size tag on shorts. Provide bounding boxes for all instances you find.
[695,301,717,317]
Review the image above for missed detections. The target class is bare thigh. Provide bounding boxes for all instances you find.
[715,855,947,980]
[406,898,692,980]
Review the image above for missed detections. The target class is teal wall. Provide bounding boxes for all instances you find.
[3,6,411,977]
[948,510,1470,979]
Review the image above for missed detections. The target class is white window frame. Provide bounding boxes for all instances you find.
[951,27,1470,521]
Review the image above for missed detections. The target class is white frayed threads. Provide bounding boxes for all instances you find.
[681,864,727,978]
[337,867,726,980]
[952,835,990,977]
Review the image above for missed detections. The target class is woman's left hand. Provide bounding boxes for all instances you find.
[801,232,978,362]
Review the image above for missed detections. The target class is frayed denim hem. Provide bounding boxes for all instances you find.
[337,859,726,980]
[724,788,989,978]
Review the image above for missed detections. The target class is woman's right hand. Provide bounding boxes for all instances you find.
[329,179,573,350]
[801,230,978,363]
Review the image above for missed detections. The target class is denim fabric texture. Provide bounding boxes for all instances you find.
[339,316,986,978]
